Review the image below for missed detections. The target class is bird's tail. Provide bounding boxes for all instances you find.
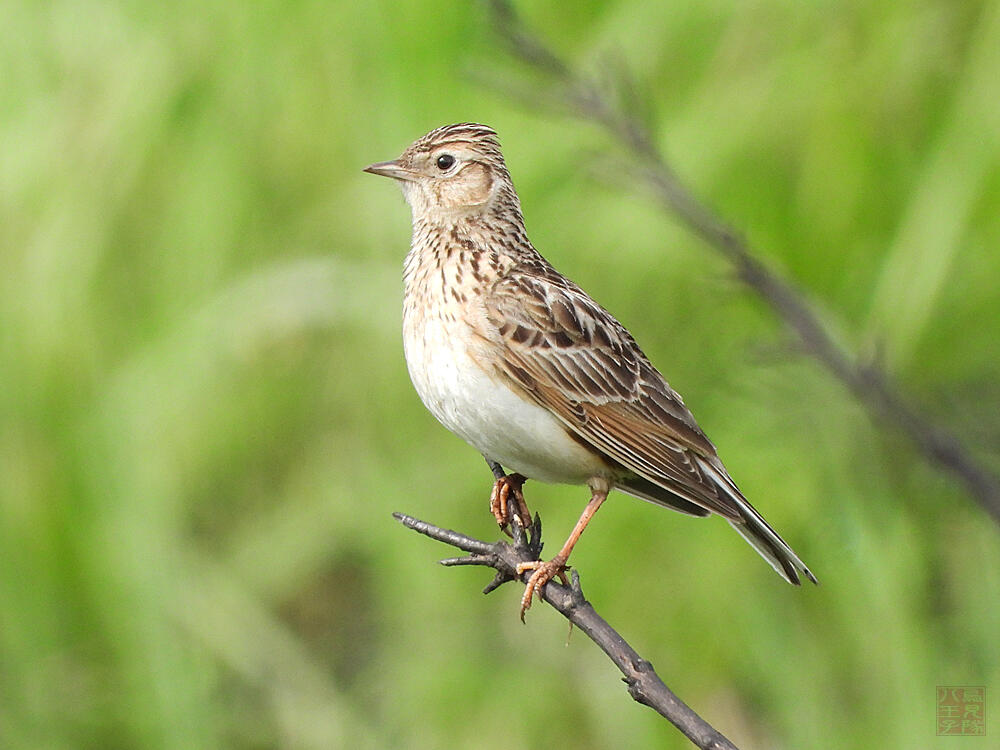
[699,460,817,585]
[727,508,817,585]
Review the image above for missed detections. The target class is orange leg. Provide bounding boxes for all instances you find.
[489,473,530,531]
[516,486,608,620]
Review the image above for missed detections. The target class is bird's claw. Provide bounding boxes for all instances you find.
[516,555,570,621]
[489,473,529,533]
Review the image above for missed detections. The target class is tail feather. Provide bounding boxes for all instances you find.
[612,457,817,585]
[728,512,817,585]
[698,459,818,586]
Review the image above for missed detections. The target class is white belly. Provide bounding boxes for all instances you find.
[403,311,605,484]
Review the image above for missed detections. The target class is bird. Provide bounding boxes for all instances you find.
[364,123,816,618]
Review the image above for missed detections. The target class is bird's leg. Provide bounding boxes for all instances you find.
[516,486,608,620]
[486,459,530,533]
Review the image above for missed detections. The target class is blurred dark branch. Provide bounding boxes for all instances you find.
[483,0,1000,526]
[392,511,740,750]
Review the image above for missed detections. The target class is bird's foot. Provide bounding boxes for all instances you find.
[516,554,570,621]
[489,473,529,533]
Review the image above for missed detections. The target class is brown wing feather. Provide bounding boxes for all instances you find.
[484,271,742,520]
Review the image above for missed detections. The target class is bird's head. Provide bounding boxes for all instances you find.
[364,123,521,223]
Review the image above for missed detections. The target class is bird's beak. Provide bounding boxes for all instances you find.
[363,160,419,182]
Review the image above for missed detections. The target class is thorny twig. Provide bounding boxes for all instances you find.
[393,511,741,750]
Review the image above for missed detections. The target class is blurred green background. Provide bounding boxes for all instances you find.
[2,0,999,748]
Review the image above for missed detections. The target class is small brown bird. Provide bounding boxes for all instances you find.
[365,123,816,618]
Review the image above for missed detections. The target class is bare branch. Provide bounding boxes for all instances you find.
[393,511,741,750]
[484,0,1000,525]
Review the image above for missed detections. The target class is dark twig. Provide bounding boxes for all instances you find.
[486,457,507,481]
[484,0,1000,525]
[393,511,740,750]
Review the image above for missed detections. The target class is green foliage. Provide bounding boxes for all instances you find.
[2,0,998,748]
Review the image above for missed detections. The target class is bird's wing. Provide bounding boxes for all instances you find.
[483,271,742,520]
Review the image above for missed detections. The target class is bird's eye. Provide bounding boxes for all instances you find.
[436,154,456,171]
